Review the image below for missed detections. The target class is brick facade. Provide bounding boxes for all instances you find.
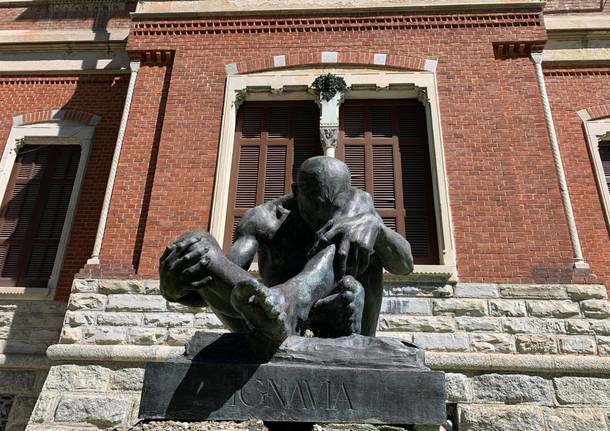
[0,76,129,300]
[96,10,598,288]
[0,1,609,429]
[545,68,610,290]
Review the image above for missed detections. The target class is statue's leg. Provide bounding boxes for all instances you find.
[231,245,336,343]
[358,263,384,337]
[306,276,365,338]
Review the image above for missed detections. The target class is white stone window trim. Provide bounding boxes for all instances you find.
[580,112,610,232]
[0,121,94,299]
[210,68,457,279]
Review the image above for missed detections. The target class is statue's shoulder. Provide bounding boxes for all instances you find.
[237,194,294,238]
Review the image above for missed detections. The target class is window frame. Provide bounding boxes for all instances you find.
[581,115,610,234]
[0,121,93,299]
[210,68,456,280]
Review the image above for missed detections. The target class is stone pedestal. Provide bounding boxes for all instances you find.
[139,333,446,427]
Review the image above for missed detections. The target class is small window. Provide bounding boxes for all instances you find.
[0,144,80,288]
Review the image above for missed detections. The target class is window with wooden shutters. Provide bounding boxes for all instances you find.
[0,144,81,288]
[599,141,610,195]
[338,100,439,264]
[225,102,321,247]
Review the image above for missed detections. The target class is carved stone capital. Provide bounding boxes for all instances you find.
[13,138,26,154]
[417,87,430,105]
[320,125,339,150]
[598,131,610,144]
[234,89,247,109]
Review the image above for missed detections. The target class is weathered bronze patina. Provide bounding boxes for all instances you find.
[159,156,414,343]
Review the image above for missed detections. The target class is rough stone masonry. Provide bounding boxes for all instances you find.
[22,279,610,430]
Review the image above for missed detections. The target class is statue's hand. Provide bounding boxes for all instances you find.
[159,232,215,306]
[309,213,383,278]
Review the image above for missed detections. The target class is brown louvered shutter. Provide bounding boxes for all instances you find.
[599,142,610,194]
[338,100,438,265]
[0,144,81,288]
[225,102,321,248]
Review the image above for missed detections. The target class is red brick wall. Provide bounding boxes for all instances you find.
[91,10,602,286]
[98,63,172,277]
[0,75,129,300]
[545,68,610,289]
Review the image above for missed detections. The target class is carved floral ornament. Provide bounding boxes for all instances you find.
[311,73,347,102]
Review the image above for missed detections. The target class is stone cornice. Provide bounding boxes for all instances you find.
[0,0,128,6]
[545,14,610,34]
[0,28,128,45]
[0,29,128,53]
[133,0,544,19]
[131,12,543,37]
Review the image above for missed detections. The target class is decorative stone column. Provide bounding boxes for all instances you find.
[530,52,588,269]
[87,60,141,265]
[312,74,347,157]
[319,92,343,157]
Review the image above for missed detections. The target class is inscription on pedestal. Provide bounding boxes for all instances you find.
[139,361,446,425]
[231,378,353,411]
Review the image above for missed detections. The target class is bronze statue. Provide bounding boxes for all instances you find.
[160,156,414,343]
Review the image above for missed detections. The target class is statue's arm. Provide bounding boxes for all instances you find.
[227,208,261,270]
[374,224,414,275]
[340,189,413,274]
[312,188,414,276]
[227,235,258,270]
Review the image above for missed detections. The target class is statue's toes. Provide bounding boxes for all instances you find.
[341,291,355,304]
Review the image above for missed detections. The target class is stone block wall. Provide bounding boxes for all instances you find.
[0,299,66,431]
[27,279,610,430]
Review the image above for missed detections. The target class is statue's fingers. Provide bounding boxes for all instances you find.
[165,237,200,265]
[358,248,371,274]
[346,242,359,276]
[308,236,329,259]
[315,220,334,240]
[160,244,181,266]
[180,261,205,281]
[160,244,175,263]
[190,276,213,289]
[336,238,350,278]
[168,249,202,272]
[175,235,199,248]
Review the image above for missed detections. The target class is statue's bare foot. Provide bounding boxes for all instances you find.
[231,245,336,343]
[306,276,365,338]
[231,279,292,343]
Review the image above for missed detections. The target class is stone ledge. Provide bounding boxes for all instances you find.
[0,29,129,48]
[426,352,610,374]
[133,0,545,19]
[45,344,610,375]
[0,353,47,369]
[46,344,184,363]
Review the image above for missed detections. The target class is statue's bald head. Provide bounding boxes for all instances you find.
[297,156,351,201]
[294,156,351,229]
